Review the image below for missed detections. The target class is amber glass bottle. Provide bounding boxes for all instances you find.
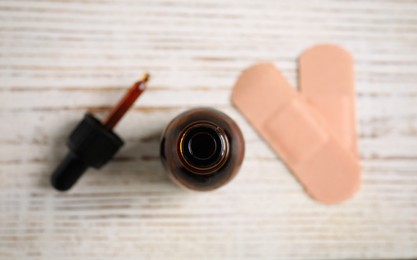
[160,108,245,191]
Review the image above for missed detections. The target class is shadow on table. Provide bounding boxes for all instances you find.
[103,128,181,192]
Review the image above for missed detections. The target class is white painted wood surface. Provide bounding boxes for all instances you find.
[0,0,416,259]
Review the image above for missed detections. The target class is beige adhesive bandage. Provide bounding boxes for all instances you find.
[299,45,358,155]
[232,63,360,204]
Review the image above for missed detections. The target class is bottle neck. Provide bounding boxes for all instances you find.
[178,122,230,175]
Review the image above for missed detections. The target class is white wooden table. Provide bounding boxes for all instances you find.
[1,0,416,259]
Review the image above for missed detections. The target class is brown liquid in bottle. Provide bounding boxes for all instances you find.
[160,108,245,191]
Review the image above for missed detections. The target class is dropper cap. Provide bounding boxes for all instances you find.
[50,74,150,191]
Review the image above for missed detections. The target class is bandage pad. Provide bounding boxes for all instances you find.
[299,45,358,156]
[232,63,360,204]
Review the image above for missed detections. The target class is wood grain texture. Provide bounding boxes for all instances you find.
[0,0,416,259]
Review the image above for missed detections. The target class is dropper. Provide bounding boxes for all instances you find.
[50,74,150,191]
[104,73,149,129]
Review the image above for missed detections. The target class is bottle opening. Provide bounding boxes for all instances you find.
[188,132,217,160]
[178,122,229,174]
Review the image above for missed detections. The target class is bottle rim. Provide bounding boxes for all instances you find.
[177,121,230,175]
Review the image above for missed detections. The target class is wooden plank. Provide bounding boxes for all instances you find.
[0,0,416,259]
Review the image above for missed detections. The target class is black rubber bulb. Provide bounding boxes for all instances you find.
[50,113,124,191]
[51,153,88,191]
